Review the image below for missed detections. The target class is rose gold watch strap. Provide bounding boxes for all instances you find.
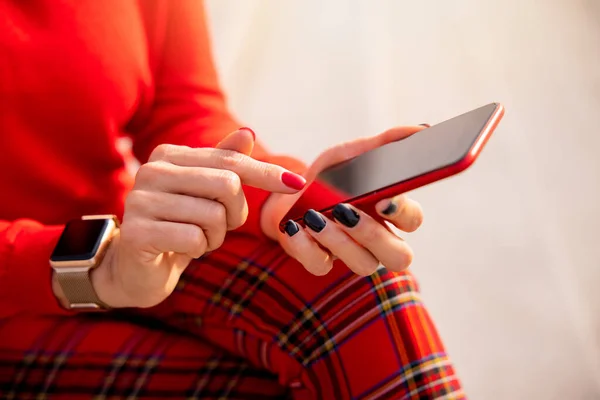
[55,270,109,310]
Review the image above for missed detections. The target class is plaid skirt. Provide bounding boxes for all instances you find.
[0,232,464,399]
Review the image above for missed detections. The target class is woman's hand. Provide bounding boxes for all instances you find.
[279,198,422,276]
[89,129,306,308]
[261,125,426,276]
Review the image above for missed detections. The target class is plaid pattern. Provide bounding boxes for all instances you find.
[0,233,464,399]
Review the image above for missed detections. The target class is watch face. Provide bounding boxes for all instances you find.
[50,219,109,262]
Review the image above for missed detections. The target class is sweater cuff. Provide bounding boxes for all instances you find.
[0,221,73,317]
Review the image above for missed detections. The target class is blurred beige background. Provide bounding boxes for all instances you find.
[205,1,600,398]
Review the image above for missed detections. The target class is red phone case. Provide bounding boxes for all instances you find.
[280,103,505,232]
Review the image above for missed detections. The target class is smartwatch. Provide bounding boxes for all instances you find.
[50,215,119,311]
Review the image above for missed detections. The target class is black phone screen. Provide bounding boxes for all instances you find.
[316,103,499,197]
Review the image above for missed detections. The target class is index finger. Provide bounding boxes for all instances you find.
[149,145,306,193]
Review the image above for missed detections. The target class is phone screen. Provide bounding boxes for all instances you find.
[316,103,499,197]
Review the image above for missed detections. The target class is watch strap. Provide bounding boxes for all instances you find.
[55,270,109,310]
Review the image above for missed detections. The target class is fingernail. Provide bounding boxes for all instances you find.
[239,127,256,141]
[381,200,398,216]
[303,209,326,232]
[281,171,306,190]
[283,220,300,237]
[419,123,431,128]
[332,203,360,228]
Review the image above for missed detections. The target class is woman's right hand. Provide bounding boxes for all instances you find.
[88,129,306,308]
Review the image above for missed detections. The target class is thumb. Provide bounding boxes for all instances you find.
[216,127,255,155]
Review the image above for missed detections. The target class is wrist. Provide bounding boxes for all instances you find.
[90,230,129,308]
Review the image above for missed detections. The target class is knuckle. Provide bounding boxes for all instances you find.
[229,200,249,230]
[388,247,413,271]
[210,202,227,225]
[206,232,225,253]
[190,225,205,246]
[134,162,164,185]
[133,165,151,184]
[124,189,150,212]
[186,225,207,253]
[402,248,414,268]
[149,143,174,161]
[194,202,227,252]
[218,149,245,170]
[219,170,242,195]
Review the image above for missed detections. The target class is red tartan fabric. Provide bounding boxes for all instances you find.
[0,233,464,399]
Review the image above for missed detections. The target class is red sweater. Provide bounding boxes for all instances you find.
[0,0,337,318]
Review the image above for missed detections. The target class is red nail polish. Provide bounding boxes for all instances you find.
[239,127,256,140]
[419,123,431,128]
[281,172,306,190]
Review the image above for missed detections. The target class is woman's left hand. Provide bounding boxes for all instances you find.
[260,125,426,276]
[277,196,422,276]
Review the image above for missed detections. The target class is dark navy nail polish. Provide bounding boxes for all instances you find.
[303,209,326,232]
[332,203,360,228]
[381,201,398,216]
[283,220,300,237]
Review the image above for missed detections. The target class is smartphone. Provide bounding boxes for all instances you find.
[279,102,505,231]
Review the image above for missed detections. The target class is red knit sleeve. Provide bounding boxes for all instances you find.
[127,1,245,161]
[126,0,278,236]
[125,1,346,237]
[0,220,72,318]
